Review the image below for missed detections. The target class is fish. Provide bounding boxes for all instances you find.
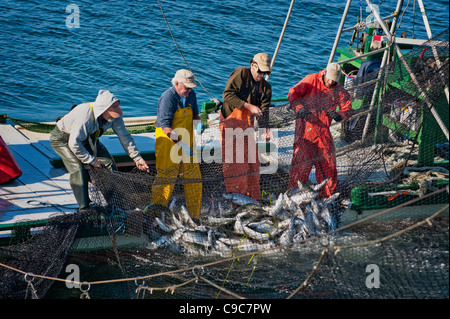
[309,206,321,230]
[236,203,265,214]
[293,222,307,242]
[223,193,262,206]
[243,225,270,241]
[207,229,215,250]
[290,190,318,206]
[233,214,245,235]
[149,227,185,249]
[182,231,211,250]
[179,205,198,229]
[171,212,184,229]
[268,218,291,237]
[293,206,305,220]
[207,216,236,227]
[320,206,333,230]
[145,180,343,255]
[310,199,321,215]
[275,210,292,220]
[282,193,297,211]
[264,193,284,216]
[155,217,174,233]
[312,178,330,192]
[169,196,177,212]
[218,237,246,247]
[303,209,317,235]
[247,220,274,234]
[213,239,232,252]
[234,240,277,254]
[278,217,295,245]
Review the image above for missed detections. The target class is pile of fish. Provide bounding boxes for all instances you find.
[141,179,342,255]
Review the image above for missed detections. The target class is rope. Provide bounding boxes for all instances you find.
[156,0,217,101]
[7,115,156,134]
[287,247,329,299]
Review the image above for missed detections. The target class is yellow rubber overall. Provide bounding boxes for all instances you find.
[150,106,202,218]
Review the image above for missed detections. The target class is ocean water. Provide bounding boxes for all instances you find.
[0,0,448,123]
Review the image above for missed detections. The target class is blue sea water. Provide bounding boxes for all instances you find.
[0,0,448,122]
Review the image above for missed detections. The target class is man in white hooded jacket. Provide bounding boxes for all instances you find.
[50,90,149,211]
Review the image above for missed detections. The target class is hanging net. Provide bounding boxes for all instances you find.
[0,28,448,300]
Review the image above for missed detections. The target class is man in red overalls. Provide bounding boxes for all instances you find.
[288,63,353,198]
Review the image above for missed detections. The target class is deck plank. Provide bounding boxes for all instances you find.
[0,124,77,227]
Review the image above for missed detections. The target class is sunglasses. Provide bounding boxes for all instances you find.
[254,63,270,75]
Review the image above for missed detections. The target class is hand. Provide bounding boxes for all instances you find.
[91,158,104,169]
[296,108,311,119]
[168,130,181,143]
[135,158,149,172]
[196,122,205,134]
[245,103,262,117]
[327,109,342,122]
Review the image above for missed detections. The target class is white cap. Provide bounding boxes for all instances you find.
[326,63,342,82]
[172,69,197,88]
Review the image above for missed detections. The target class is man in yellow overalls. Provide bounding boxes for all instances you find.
[151,69,202,219]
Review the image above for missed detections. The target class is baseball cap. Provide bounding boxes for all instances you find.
[252,53,271,73]
[173,69,197,88]
[107,101,123,118]
[326,63,342,82]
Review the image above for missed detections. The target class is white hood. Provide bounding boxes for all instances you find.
[92,90,119,120]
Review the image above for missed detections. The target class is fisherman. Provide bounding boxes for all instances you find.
[220,53,273,202]
[287,63,353,198]
[50,89,149,211]
[150,69,202,219]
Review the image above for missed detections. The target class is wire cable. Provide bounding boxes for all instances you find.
[157,0,217,101]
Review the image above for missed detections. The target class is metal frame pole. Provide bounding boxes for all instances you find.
[266,0,296,82]
[360,0,404,141]
[328,0,353,65]
[416,0,449,103]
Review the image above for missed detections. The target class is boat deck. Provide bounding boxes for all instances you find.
[0,123,156,240]
[0,124,76,239]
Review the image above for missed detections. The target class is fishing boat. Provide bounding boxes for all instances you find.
[0,0,448,301]
[0,0,448,249]
[327,0,449,214]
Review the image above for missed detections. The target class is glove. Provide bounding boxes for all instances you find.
[177,141,194,157]
[296,108,311,119]
[196,122,205,134]
[327,109,342,122]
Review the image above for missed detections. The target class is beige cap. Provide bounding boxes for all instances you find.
[252,53,271,72]
[173,69,197,88]
[325,63,342,82]
[108,101,123,118]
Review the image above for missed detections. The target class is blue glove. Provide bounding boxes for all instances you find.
[196,122,205,134]
[296,108,311,119]
[327,109,342,122]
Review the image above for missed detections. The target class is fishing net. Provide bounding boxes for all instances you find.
[0,28,448,300]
